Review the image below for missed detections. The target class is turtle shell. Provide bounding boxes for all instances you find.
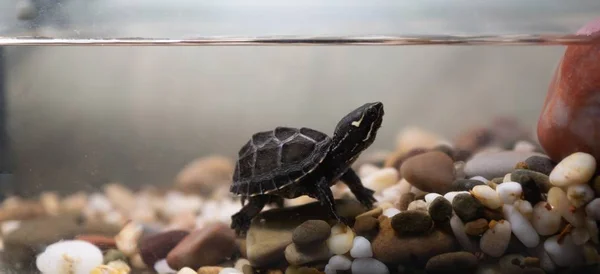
[230,126,332,196]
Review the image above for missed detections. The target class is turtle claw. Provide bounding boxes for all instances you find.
[355,187,377,209]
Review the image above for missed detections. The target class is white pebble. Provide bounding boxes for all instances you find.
[358,164,380,178]
[1,220,20,235]
[544,234,584,267]
[567,184,594,208]
[532,201,562,236]
[424,193,442,205]
[502,204,539,248]
[234,258,250,271]
[324,265,336,274]
[514,200,533,220]
[513,140,537,152]
[450,215,478,252]
[350,236,372,258]
[547,187,586,227]
[363,168,399,193]
[572,226,591,245]
[503,173,512,183]
[154,259,176,274]
[382,207,401,217]
[480,220,511,257]
[444,191,469,205]
[327,255,352,271]
[351,258,389,274]
[88,193,113,213]
[327,224,355,255]
[407,200,428,212]
[472,185,502,209]
[470,176,488,184]
[549,152,596,187]
[585,198,600,220]
[586,218,599,244]
[496,182,522,204]
[36,240,103,274]
[177,267,197,274]
[540,250,558,273]
[219,267,242,274]
[115,222,143,256]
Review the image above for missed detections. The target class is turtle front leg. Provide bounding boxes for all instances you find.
[340,168,377,209]
[314,177,348,225]
[231,195,269,236]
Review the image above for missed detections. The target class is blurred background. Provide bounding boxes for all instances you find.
[1,0,600,196]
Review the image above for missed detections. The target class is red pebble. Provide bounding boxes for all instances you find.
[75,234,117,250]
[537,18,600,162]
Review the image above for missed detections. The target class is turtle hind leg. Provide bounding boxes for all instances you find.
[340,168,377,209]
[314,177,349,225]
[231,195,269,236]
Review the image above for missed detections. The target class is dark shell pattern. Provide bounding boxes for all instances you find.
[230,126,332,196]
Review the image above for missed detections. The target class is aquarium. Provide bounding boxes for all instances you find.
[0,0,600,273]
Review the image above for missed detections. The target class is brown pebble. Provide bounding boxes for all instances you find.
[397,193,416,211]
[242,264,254,274]
[384,148,429,171]
[139,230,189,267]
[197,266,223,274]
[356,207,383,219]
[353,215,379,240]
[391,210,433,235]
[593,176,600,197]
[400,151,456,194]
[292,220,331,248]
[482,208,504,221]
[268,270,284,274]
[515,162,529,170]
[75,234,117,250]
[464,218,489,236]
[523,257,541,267]
[166,223,237,270]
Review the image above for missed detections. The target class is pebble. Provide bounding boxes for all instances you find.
[470,176,489,184]
[154,259,176,274]
[572,226,591,245]
[524,156,556,175]
[482,207,504,221]
[218,267,242,274]
[75,234,117,250]
[495,182,522,204]
[358,163,381,178]
[327,224,355,255]
[325,255,352,273]
[284,242,330,266]
[115,222,143,256]
[593,176,600,197]
[511,169,552,192]
[103,249,127,264]
[531,201,561,235]
[567,184,595,208]
[395,127,443,154]
[586,218,599,244]
[356,207,383,219]
[130,253,148,269]
[583,243,600,265]
[424,251,478,274]
[480,220,511,257]
[428,196,453,223]
[513,200,533,220]
[452,193,484,222]
[397,193,415,211]
[586,198,600,220]
[363,168,399,193]
[451,179,485,192]
[502,204,539,248]
[234,258,250,271]
[178,267,198,274]
[175,155,234,195]
[472,185,502,209]
[372,218,456,264]
[353,215,379,239]
[407,200,428,212]
[382,207,400,218]
[166,223,237,270]
[400,151,456,194]
[548,187,586,227]
[351,258,390,274]
[424,193,442,205]
[35,240,102,274]
[384,147,428,171]
[450,215,478,253]
[549,152,596,187]
[391,210,433,235]
[444,191,469,205]
[544,234,584,267]
[292,220,331,248]
[139,230,189,267]
[198,266,224,274]
[350,236,373,258]
[454,161,467,179]
[464,218,488,236]
[464,151,546,179]
[410,186,428,199]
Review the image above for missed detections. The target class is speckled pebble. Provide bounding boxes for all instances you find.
[464,218,488,236]
[350,236,373,258]
[549,152,596,187]
[452,193,484,222]
[391,210,433,235]
[327,224,354,255]
[496,182,522,204]
[444,191,469,205]
[36,240,104,274]
[407,200,428,212]
[502,204,539,248]
[544,234,584,267]
[524,156,555,175]
[567,184,595,208]
[531,201,561,236]
[284,242,330,266]
[480,220,511,257]
[451,179,485,192]
[428,196,453,223]
[472,185,502,209]
[292,220,331,248]
[351,258,390,274]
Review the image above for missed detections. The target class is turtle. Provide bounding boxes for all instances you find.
[229,102,384,235]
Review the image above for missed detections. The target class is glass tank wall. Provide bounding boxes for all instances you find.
[0,1,599,273]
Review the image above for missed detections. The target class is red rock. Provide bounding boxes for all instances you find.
[74,234,116,250]
[537,18,600,162]
[139,230,189,267]
[166,223,237,270]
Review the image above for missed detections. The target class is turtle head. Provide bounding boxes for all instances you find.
[332,102,384,158]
